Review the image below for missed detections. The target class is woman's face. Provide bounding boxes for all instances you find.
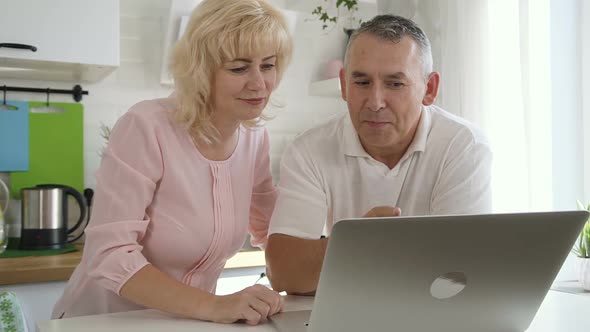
[211,52,277,125]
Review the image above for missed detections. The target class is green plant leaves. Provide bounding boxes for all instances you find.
[311,0,359,30]
[337,0,357,10]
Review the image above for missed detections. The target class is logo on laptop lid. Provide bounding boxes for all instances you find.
[430,272,467,299]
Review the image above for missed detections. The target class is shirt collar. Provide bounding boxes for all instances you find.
[406,106,430,154]
[342,106,432,158]
[342,114,372,158]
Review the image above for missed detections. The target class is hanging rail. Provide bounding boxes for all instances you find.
[0,85,89,102]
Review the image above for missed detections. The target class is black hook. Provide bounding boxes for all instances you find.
[73,85,83,102]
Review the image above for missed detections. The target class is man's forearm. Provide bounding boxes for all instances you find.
[265,234,328,295]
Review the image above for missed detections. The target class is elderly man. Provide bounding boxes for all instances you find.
[266,15,492,294]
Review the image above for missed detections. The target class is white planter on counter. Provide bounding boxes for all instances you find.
[576,257,590,291]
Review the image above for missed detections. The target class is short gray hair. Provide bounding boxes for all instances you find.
[344,15,433,78]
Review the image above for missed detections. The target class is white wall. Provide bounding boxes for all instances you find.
[0,0,359,227]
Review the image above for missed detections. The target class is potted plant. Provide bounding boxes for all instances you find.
[311,0,361,32]
[575,201,590,290]
[310,0,361,80]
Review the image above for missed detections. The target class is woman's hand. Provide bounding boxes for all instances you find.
[206,285,284,325]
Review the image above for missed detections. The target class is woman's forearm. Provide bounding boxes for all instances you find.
[119,264,215,320]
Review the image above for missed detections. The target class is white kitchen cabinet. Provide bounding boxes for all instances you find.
[0,0,119,82]
[0,281,67,332]
[0,267,265,331]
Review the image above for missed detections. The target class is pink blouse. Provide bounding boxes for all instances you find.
[51,96,277,318]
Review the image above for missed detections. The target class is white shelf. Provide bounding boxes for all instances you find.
[160,0,202,86]
[285,0,376,13]
[309,77,342,97]
[161,1,298,86]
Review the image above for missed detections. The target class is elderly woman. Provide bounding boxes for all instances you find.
[52,0,292,325]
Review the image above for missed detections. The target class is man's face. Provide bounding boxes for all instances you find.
[340,33,439,157]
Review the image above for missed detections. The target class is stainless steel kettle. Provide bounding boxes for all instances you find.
[20,184,87,250]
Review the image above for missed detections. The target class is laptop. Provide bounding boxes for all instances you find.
[270,211,589,332]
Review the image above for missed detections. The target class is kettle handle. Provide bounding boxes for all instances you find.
[62,186,87,236]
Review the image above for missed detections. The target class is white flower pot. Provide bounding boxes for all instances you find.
[576,257,590,291]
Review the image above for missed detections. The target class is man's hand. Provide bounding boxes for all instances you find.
[363,206,402,218]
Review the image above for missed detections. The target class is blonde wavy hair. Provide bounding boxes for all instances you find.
[170,0,293,144]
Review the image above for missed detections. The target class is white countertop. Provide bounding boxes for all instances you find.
[37,291,590,332]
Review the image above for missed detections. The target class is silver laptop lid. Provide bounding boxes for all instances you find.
[307,211,588,332]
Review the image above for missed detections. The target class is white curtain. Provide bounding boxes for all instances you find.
[378,0,553,212]
[583,1,590,202]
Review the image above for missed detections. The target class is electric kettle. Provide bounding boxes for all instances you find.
[20,184,87,250]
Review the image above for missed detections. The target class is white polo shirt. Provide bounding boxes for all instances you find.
[269,105,493,239]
